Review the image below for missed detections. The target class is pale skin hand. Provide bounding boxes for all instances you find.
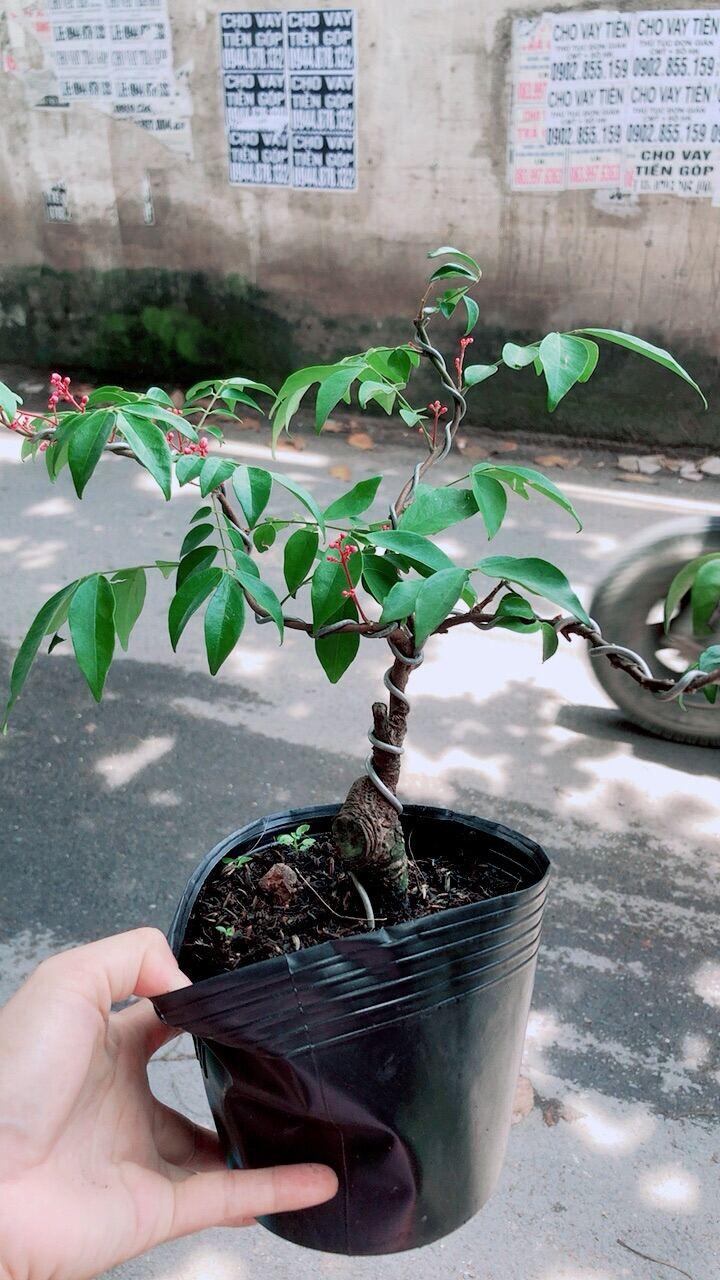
[0,928,338,1280]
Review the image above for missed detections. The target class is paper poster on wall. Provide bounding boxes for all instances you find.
[509,9,720,198]
[4,0,192,155]
[219,9,357,190]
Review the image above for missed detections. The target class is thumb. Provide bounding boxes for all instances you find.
[165,1163,338,1241]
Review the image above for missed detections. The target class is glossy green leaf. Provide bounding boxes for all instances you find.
[284,527,319,595]
[477,555,590,625]
[110,568,146,651]
[429,262,478,283]
[169,566,222,649]
[3,581,80,727]
[68,575,116,701]
[537,333,595,411]
[190,505,212,523]
[0,380,21,422]
[697,644,720,703]
[367,530,456,575]
[427,246,481,278]
[231,465,272,527]
[315,364,361,429]
[253,522,277,553]
[437,286,467,319]
[123,401,197,440]
[664,553,720,630]
[691,558,720,635]
[472,462,581,530]
[176,545,218,590]
[204,573,246,674]
[233,565,284,641]
[155,560,177,579]
[175,454,204,486]
[398,484,478,535]
[199,456,236,496]
[464,363,498,387]
[315,597,359,683]
[470,472,507,540]
[358,380,396,413]
[271,472,325,534]
[540,621,559,661]
[463,295,480,335]
[361,552,400,604]
[577,328,707,407]
[180,522,214,558]
[116,412,172,500]
[380,577,422,623]
[399,406,424,428]
[324,476,382,520]
[311,549,362,629]
[414,568,469,646]
[502,342,539,369]
[66,409,113,497]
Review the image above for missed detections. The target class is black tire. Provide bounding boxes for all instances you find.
[589,517,720,746]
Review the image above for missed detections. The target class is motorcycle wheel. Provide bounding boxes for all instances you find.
[589,516,720,746]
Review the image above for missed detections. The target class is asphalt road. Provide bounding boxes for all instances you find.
[0,420,718,1280]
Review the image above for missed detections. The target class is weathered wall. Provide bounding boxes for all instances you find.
[1,0,719,444]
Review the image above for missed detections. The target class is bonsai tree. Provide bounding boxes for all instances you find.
[2,246,719,912]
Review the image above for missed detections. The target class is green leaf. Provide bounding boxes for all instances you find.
[180,523,214,557]
[414,568,469,646]
[315,364,361,429]
[399,406,424,428]
[47,633,65,654]
[155,560,177,579]
[191,505,212,523]
[697,644,720,703]
[470,472,507,539]
[68,575,116,701]
[367,530,456,575]
[437,286,467,319]
[175,454,205,486]
[380,577,422,623]
[429,262,478,283]
[123,401,198,439]
[176,545,218,590]
[271,363,343,439]
[253,522,277,553]
[361,552,400,604]
[284,527,319,595]
[169,567,223,649]
[664,553,720,630]
[116,412,172,500]
[472,462,582,530]
[463,295,480,335]
[324,476,382,520]
[233,565,284,641]
[540,621,559,662]
[398,484,478,536]
[145,386,175,407]
[537,333,595,411]
[502,342,539,369]
[232,465,272,527]
[428,246,481,278]
[3,581,80,727]
[311,549,362,629]
[477,555,590,625]
[464,363,498,387]
[691,558,720,635]
[0,380,21,421]
[199,456,236,497]
[315,597,359,683]
[110,568,147,651]
[204,573,246,674]
[577,328,707,408]
[66,409,113,497]
[358,380,396,413]
[574,336,599,382]
[271,472,325,534]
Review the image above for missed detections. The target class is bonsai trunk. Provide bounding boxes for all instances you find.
[331,635,415,898]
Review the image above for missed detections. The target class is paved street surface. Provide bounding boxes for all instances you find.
[1,418,719,1280]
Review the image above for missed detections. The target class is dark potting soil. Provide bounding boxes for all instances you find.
[180,826,526,982]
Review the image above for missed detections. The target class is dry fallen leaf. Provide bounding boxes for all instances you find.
[534,452,580,469]
[493,440,518,454]
[616,472,656,485]
[348,431,375,451]
[323,419,344,434]
[330,463,352,482]
[277,435,306,451]
[463,444,490,461]
[511,1076,535,1125]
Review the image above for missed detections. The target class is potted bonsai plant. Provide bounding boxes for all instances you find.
[2,247,718,1256]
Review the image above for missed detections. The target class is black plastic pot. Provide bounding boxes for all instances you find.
[153,804,549,1256]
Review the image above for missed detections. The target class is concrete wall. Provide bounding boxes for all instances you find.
[1,0,719,444]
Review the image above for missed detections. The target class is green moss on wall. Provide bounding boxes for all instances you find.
[1,267,718,447]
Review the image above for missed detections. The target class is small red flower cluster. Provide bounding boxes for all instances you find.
[327,534,358,570]
[49,372,87,413]
[427,399,448,446]
[165,430,209,457]
[454,336,473,382]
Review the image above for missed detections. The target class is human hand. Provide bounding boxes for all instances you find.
[0,928,337,1280]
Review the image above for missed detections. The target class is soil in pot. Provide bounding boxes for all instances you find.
[180,820,530,982]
